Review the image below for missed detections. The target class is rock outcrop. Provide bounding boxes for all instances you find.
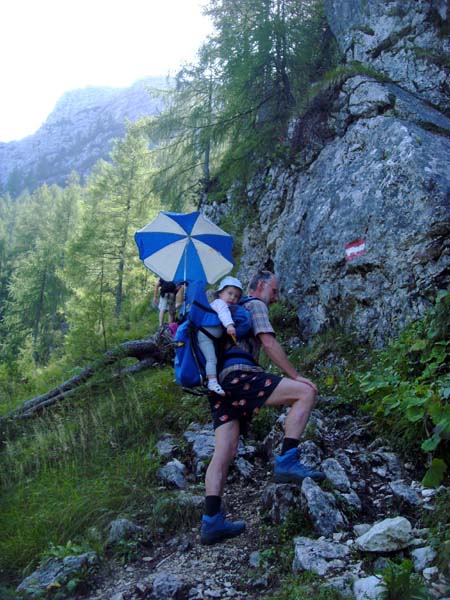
[325,0,449,112]
[0,77,165,196]
[226,0,449,346]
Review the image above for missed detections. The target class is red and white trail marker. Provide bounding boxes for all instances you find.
[345,239,366,261]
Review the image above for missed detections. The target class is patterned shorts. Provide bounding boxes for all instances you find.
[208,369,282,435]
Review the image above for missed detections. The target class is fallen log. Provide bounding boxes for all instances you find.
[0,328,174,423]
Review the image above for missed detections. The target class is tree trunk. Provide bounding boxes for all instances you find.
[32,266,47,364]
[0,328,174,423]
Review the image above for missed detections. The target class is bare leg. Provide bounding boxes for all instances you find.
[205,420,240,497]
[266,378,324,482]
[201,419,246,544]
[265,378,317,439]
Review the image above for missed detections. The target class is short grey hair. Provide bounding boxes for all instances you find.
[248,269,274,292]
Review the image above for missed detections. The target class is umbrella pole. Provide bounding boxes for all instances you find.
[180,246,188,318]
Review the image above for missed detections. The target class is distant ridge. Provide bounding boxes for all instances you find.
[0,76,168,197]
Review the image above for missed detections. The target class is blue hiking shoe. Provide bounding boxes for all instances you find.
[274,448,325,483]
[200,511,246,545]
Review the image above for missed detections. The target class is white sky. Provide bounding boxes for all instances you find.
[0,0,213,142]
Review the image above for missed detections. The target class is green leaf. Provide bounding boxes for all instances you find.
[421,458,447,488]
[67,579,79,592]
[428,403,450,435]
[406,405,425,422]
[421,433,441,452]
[410,339,427,351]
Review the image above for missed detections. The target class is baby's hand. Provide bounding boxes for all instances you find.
[226,324,236,337]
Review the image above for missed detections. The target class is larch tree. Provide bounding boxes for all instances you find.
[64,127,158,357]
[2,183,81,364]
[145,0,338,202]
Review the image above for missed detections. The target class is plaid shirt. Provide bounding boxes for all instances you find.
[239,297,275,362]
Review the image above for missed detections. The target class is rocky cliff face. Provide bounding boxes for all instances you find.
[222,0,449,346]
[0,77,165,196]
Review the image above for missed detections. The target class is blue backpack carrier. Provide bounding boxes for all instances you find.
[174,281,252,393]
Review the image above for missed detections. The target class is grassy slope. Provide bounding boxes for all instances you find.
[0,294,448,592]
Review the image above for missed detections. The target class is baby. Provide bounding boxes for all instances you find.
[197,276,243,395]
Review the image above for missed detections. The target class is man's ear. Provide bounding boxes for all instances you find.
[255,279,266,293]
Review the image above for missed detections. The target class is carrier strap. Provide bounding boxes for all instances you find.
[221,347,258,367]
[192,299,217,314]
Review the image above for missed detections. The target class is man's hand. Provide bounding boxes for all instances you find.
[295,375,318,393]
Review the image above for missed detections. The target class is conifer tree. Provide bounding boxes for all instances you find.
[144,46,220,209]
[64,127,158,356]
[146,0,338,202]
[1,183,81,364]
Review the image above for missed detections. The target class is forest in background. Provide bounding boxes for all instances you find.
[0,0,448,596]
[0,0,337,387]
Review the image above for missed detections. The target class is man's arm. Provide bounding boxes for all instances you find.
[259,332,317,392]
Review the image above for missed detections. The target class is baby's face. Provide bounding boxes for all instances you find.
[219,285,241,305]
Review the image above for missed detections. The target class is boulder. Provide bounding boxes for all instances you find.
[355,516,413,552]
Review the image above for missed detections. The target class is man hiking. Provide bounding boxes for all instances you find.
[201,269,325,545]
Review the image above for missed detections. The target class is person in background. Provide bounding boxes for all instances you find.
[175,281,188,319]
[200,269,325,546]
[153,278,177,327]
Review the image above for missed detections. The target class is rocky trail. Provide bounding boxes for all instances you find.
[67,398,448,600]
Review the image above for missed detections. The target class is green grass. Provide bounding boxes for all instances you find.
[265,572,348,600]
[0,367,208,586]
[0,290,448,591]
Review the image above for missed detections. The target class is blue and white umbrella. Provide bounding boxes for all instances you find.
[134,211,234,284]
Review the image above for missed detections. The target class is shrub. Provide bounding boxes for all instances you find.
[357,291,449,486]
[378,559,432,600]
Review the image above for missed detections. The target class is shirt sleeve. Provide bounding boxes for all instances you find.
[246,299,275,337]
[210,298,234,328]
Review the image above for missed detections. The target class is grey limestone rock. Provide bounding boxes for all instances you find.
[324,0,450,111]
[292,536,350,576]
[233,0,449,348]
[389,480,422,506]
[152,571,189,599]
[322,457,352,492]
[411,546,438,572]
[355,516,413,552]
[301,477,347,536]
[16,552,98,598]
[157,458,188,489]
[107,518,146,545]
[261,482,302,524]
[353,575,385,600]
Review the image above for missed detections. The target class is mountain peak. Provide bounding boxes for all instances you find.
[0,76,169,196]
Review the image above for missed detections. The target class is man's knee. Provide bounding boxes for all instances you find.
[297,381,317,408]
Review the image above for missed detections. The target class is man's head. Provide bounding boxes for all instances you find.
[248,270,279,306]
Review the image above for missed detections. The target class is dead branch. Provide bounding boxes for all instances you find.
[0,328,174,423]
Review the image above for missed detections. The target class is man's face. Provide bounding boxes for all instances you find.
[259,276,279,306]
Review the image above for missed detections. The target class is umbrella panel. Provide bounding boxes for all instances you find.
[135,211,234,284]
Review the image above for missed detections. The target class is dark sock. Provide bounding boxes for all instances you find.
[281,437,299,455]
[205,495,221,517]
